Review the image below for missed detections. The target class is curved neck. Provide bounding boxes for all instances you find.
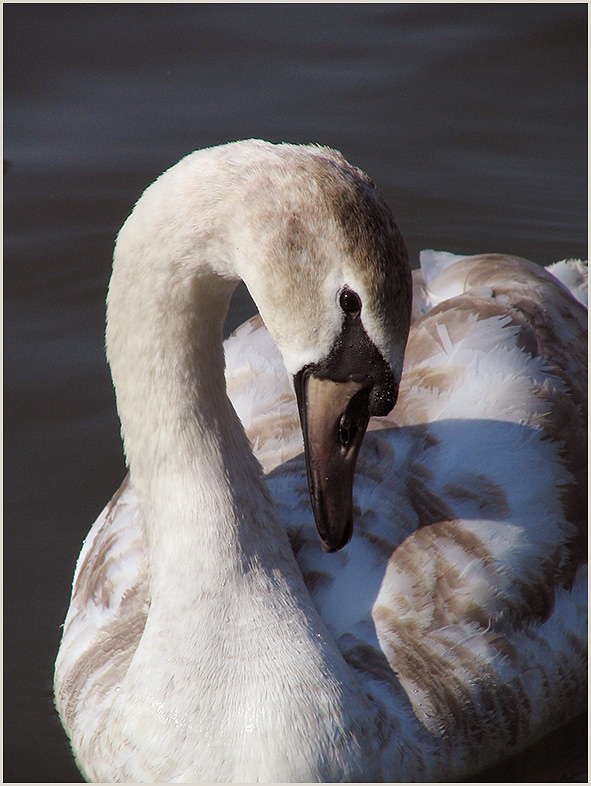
[107,234,289,587]
[104,151,322,612]
[102,148,383,780]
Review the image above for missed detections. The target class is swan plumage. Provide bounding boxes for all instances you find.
[55,140,587,782]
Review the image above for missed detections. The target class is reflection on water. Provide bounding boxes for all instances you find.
[4,4,586,782]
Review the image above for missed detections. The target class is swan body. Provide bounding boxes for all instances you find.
[55,140,587,782]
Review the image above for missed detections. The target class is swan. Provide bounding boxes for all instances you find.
[54,139,588,782]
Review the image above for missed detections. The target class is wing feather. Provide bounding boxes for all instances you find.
[56,253,587,775]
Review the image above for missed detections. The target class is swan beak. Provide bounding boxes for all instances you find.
[294,372,372,552]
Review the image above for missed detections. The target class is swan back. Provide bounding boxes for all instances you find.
[55,140,587,781]
[232,250,588,773]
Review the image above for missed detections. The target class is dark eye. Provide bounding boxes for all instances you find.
[339,288,361,316]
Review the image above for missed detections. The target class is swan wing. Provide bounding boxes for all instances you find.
[224,314,303,474]
[273,252,587,772]
[54,476,148,745]
[56,252,587,776]
[545,257,588,307]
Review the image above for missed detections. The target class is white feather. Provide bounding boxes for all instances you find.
[55,144,587,783]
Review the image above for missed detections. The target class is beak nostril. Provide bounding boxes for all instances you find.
[339,386,371,448]
[338,412,355,447]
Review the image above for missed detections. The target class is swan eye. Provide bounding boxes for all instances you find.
[339,288,361,316]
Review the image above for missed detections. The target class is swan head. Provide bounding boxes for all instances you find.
[109,140,411,553]
[230,142,413,551]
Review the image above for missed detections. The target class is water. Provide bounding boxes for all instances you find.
[4,5,587,781]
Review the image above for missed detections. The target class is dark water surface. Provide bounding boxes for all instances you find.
[4,5,587,782]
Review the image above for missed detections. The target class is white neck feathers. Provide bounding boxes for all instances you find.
[102,143,382,781]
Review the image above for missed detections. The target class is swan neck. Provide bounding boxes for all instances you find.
[97,146,387,780]
[105,163,301,595]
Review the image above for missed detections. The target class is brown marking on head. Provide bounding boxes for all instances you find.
[236,145,412,372]
[316,153,413,353]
